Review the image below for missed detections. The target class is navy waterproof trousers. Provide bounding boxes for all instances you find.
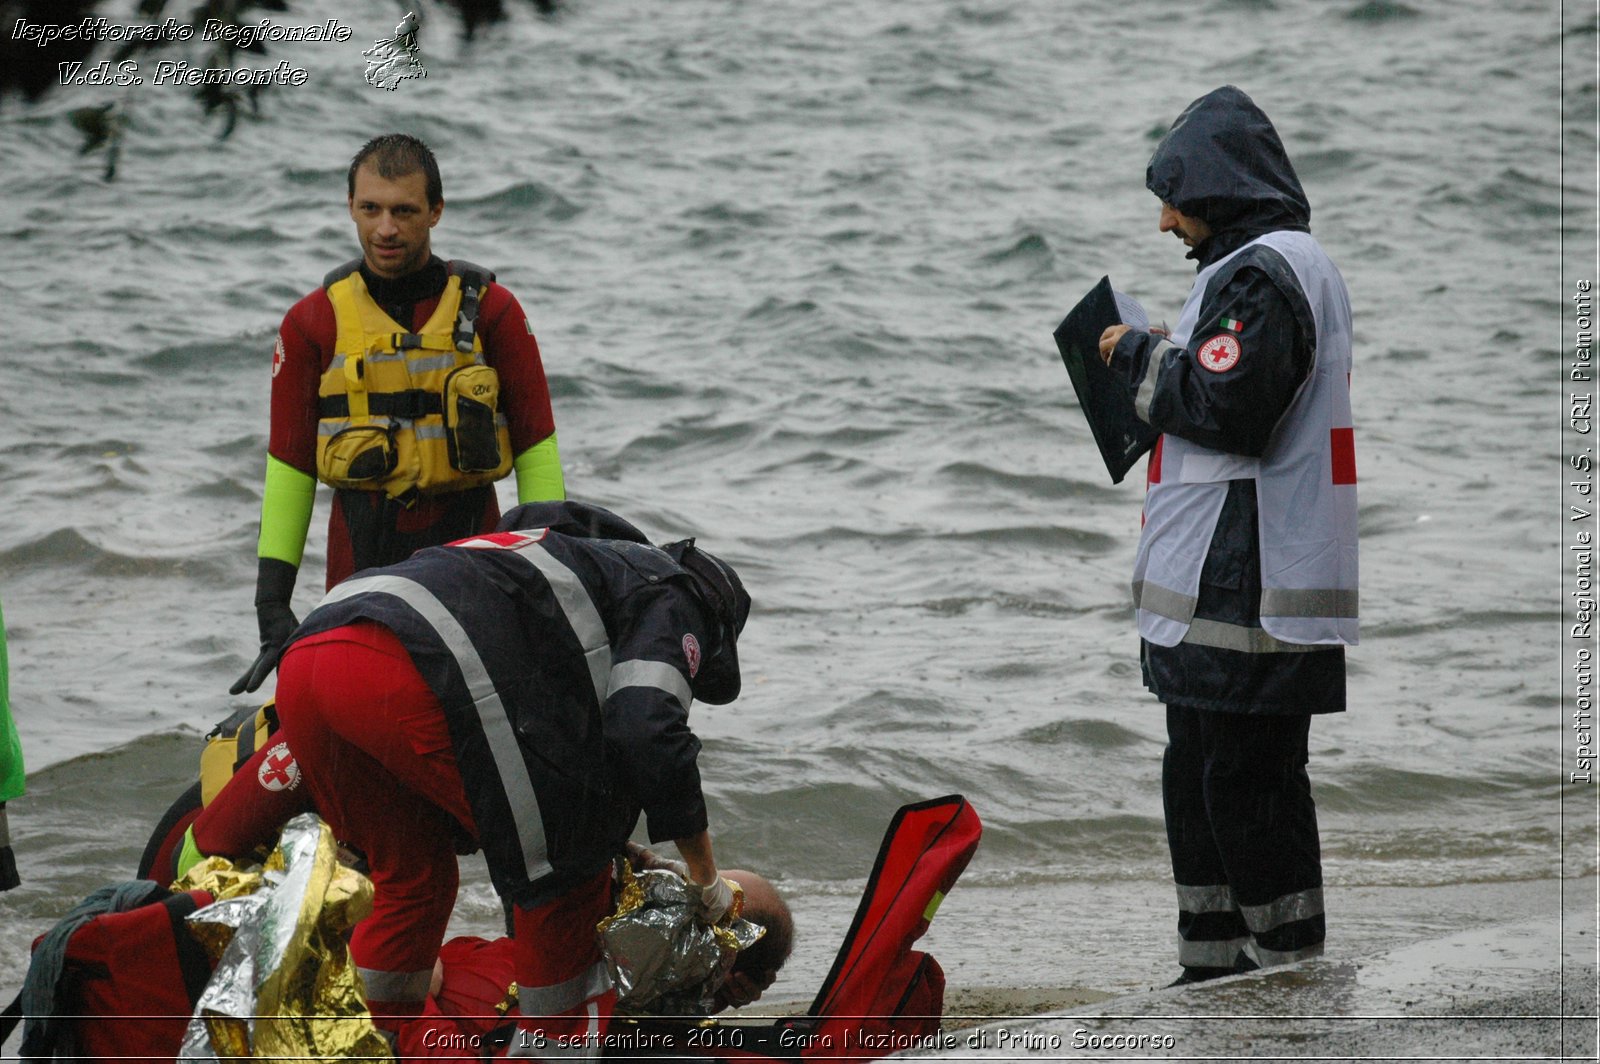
[1162,705,1327,973]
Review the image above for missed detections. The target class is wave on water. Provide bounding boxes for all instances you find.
[0,528,230,582]
[934,461,1124,503]
[454,180,585,221]
[1343,0,1423,22]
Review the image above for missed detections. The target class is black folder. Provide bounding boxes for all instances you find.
[1053,276,1159,484]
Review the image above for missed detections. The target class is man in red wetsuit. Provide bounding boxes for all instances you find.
[232,133,566,695]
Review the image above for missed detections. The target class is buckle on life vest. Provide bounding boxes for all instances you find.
[453,276,483,354]
[392,331,425,350]
[382,389,438,420]
[317,390,442,420]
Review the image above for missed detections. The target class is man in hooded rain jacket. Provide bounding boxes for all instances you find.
[1097,86,1358,983]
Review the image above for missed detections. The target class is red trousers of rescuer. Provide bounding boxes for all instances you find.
[193,621,618,1056]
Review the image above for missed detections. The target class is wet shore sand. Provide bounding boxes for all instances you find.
[731,876,1597,1061]
[914,889,1598,1060]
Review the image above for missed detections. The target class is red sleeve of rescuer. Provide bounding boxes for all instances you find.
[268,291,334,474]
[479,283,557,455]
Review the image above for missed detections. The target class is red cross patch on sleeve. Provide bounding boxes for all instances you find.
[1196,333,1242,373]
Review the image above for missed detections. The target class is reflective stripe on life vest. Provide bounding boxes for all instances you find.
[1258,587,1358,619]
[1181,618,1322,654]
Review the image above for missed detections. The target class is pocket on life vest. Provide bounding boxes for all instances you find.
[317,424,398,487]
[443,363,508,474]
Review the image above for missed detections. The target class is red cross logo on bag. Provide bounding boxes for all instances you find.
[257,742,301,792]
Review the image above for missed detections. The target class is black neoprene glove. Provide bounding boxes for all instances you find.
[230,557,300,695]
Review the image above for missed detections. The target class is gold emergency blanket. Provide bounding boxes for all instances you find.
[175,813,393,1060]
[597,863,765,1017]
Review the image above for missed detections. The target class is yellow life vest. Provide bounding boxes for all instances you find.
[198,702,278,806]
[315,259,513,505]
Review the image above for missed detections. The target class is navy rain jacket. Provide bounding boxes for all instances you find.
[293,500,726,905]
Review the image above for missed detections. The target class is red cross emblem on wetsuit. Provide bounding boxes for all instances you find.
[257,742,300,792]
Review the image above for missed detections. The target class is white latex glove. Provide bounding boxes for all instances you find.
[685,871,734,925]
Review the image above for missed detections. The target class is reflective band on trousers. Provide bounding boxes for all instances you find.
[1242,887,1324,932]
[319,574,554,883]
[1176,884,1325,933]
[1247,940,1325,967]
[1177,935,1250,969]
[607,658,692,710]
[356,964,434,1003]
[504,1003,603,1060]
[516,959,613,1016]
[1175,883,1235,914]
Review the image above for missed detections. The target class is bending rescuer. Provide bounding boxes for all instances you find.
[189,500,751,1055]
[1097,85,1358,984]
[233,133,565,695]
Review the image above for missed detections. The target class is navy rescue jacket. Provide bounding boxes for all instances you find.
[293,501,723,905]
[1111,86,1345,714]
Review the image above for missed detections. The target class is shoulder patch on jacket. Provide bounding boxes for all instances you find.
[1197,333,1242,373]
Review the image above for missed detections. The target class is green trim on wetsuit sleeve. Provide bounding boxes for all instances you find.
[258,455,317,567]
[0,592,24,803]
[514,434,566,504]
[176,824,206,879]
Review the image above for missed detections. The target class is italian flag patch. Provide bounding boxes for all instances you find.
[1219,317,1244,332]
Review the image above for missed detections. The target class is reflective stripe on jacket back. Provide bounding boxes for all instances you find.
[300,529,701,907]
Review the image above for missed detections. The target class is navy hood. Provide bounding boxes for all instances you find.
[1146,86,1309,261]
[498,500,651,543]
